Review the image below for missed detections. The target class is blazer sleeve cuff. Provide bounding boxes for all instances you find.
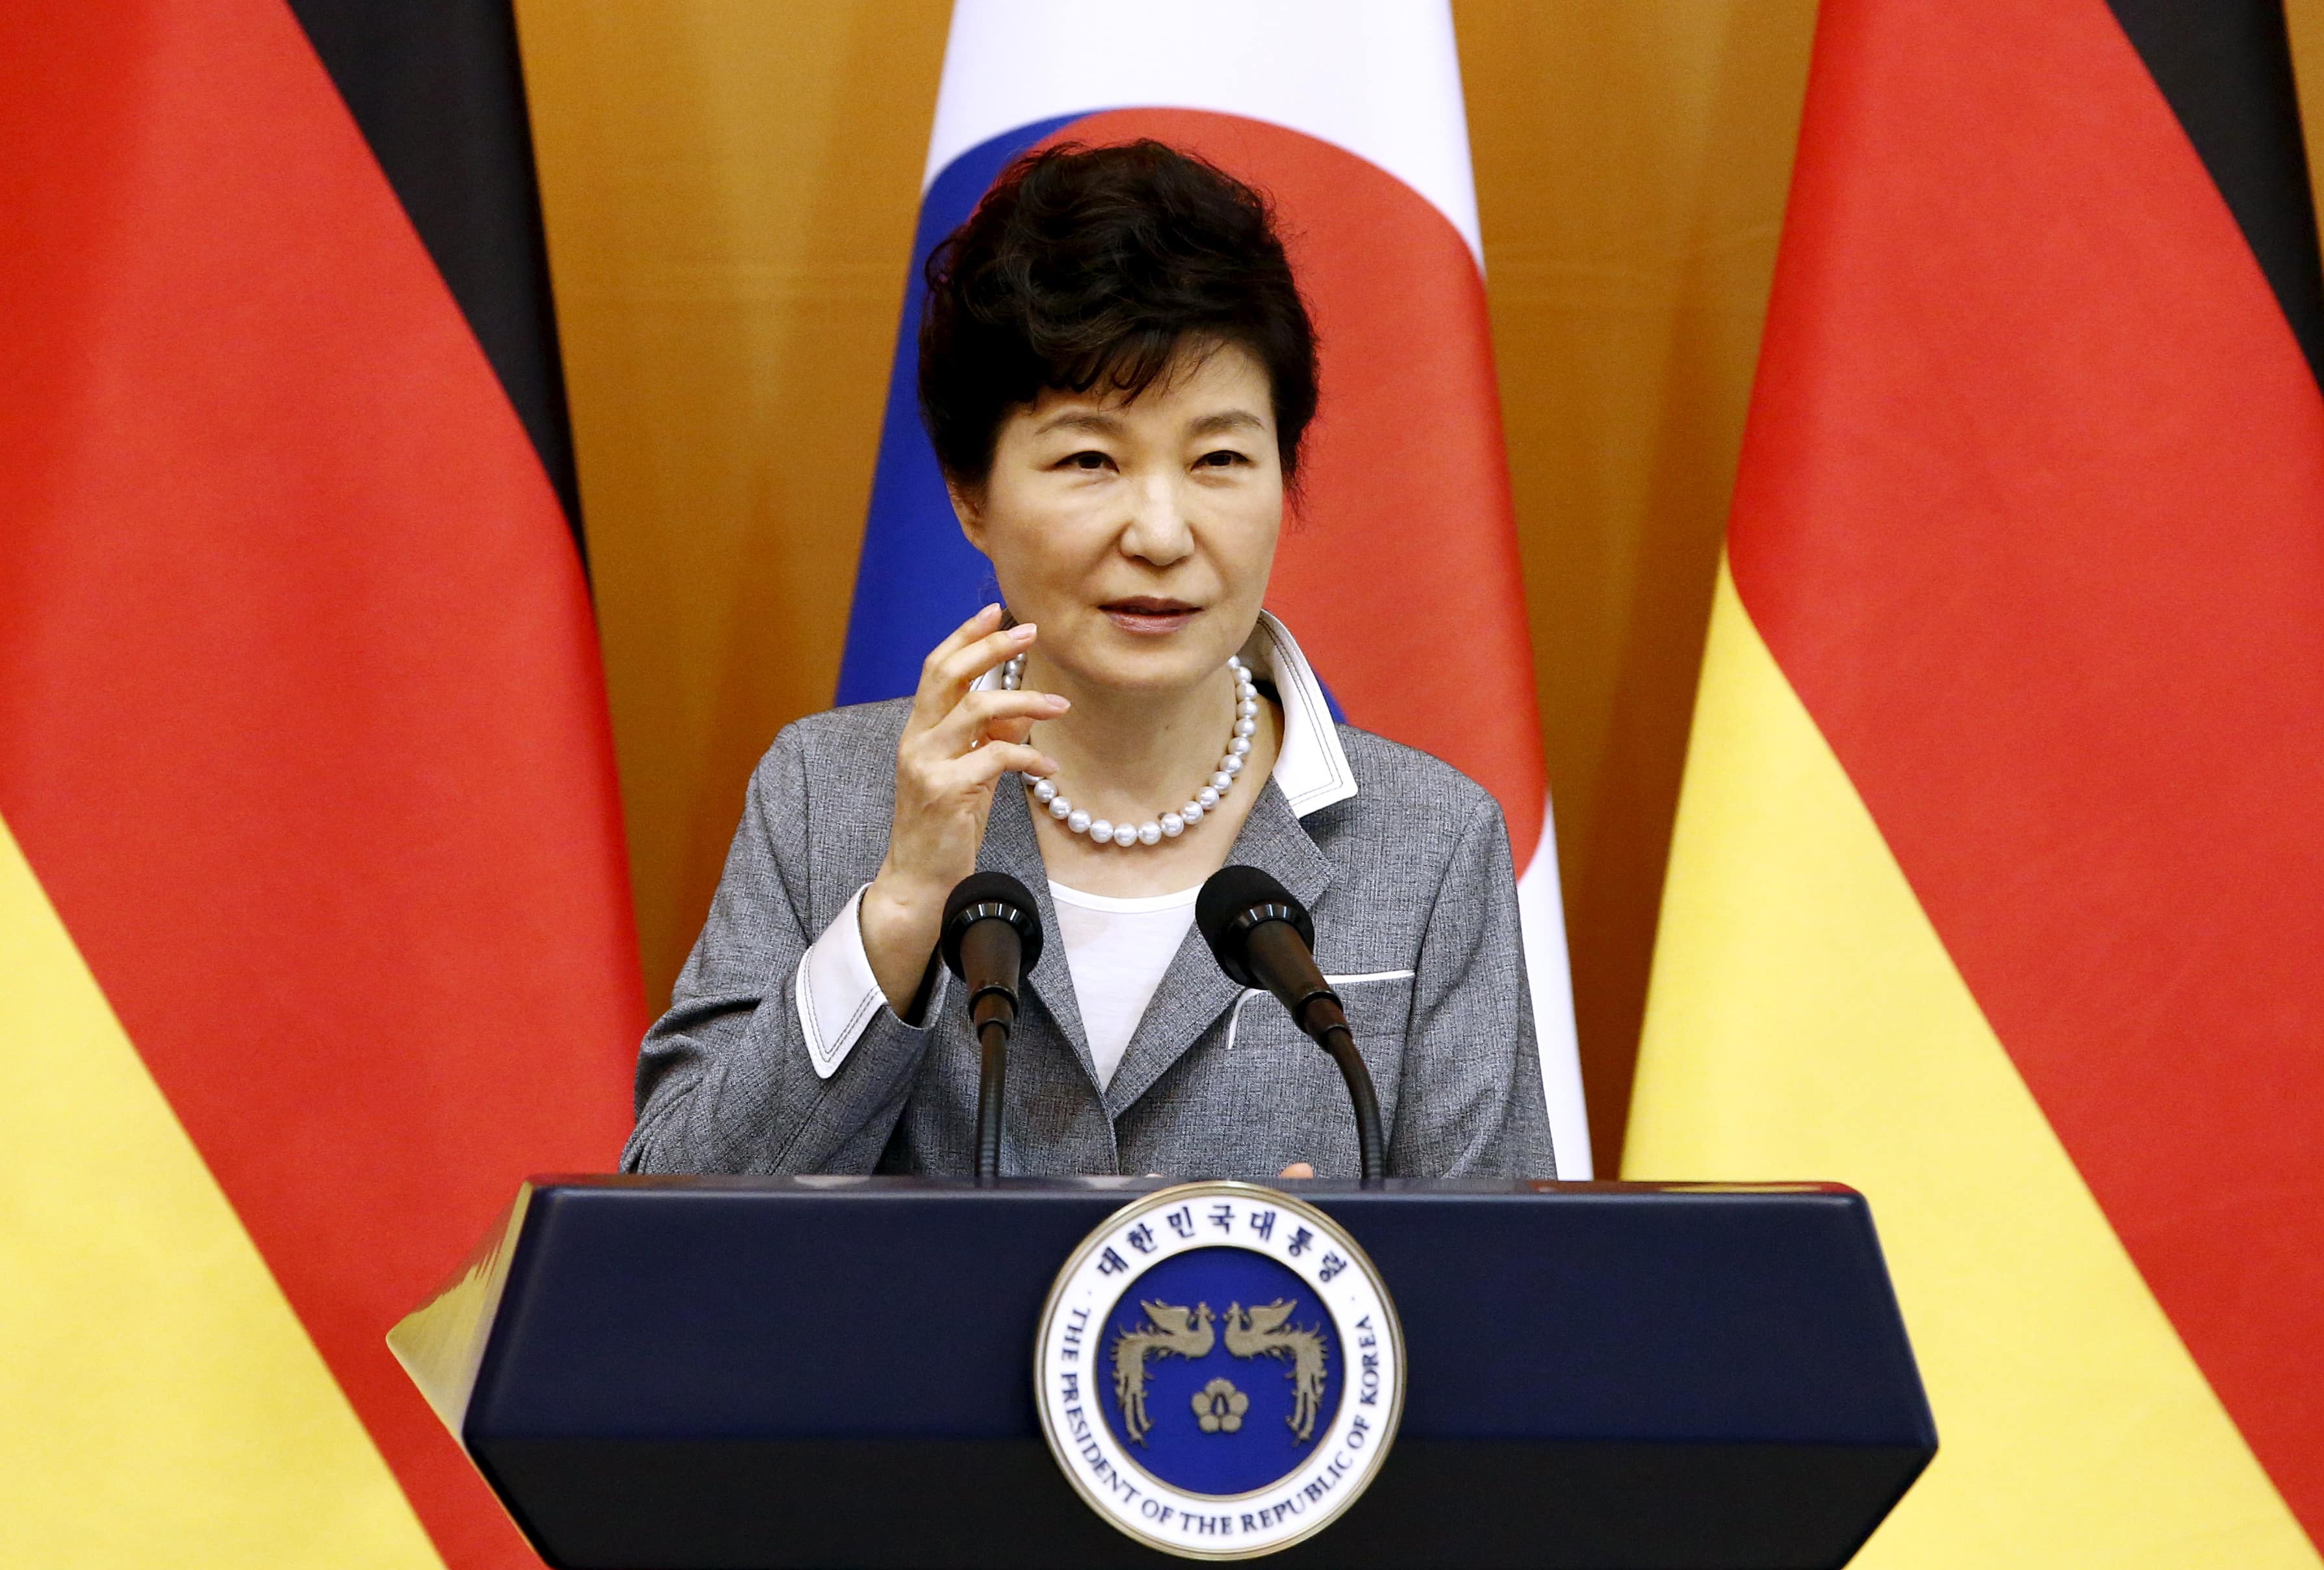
[793,883,947,1079]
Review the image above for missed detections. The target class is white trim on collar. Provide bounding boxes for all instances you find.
[968,609,1357,818]
[1244,610,1357,816]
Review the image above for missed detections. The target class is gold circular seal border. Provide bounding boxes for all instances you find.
[1032,1179,1408,1562]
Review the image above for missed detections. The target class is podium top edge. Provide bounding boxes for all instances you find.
[515,1174,1861,1200]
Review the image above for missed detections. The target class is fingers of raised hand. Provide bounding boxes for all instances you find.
[919,602,1002,676]
[916,612,1034,711]
[929,688,1067,756]
[939,740,1050,790]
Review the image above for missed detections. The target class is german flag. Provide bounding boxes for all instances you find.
[1629,1,2323,1563]
[1,4,639,1566]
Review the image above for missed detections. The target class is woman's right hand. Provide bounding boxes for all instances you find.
[860,604,1067,1014]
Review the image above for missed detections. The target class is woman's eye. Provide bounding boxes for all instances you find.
[1197,449,1250,469]
[1062,450,1112,471]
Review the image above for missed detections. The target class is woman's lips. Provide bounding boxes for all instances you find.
[1102,600,1201,635]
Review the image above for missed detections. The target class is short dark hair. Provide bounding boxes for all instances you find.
[917,140,1320,489]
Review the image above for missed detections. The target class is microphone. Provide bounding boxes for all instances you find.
[1196,866,1385,1182]
[940,871,1044,1183]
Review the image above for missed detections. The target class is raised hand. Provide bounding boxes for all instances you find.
[860,604,1067,1012]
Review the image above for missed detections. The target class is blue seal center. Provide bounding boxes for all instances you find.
[1099,1246,1345,1498]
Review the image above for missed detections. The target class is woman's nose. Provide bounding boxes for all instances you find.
[1120,473,1194,565]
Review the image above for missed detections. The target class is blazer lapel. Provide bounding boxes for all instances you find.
[1101,777,1334,1118]
[979,779,1101,1090]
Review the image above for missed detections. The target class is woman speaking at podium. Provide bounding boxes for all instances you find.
[624,142,1554,1181]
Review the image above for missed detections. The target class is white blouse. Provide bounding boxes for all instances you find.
[1045,881,1201,1090]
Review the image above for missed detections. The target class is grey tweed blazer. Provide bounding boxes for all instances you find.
[622,702,1556,1182]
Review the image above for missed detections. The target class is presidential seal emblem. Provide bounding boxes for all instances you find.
[1034,1182,1404,1559]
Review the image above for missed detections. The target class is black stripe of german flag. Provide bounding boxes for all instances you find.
[288,0,586,556]
[2106,0,2324,386]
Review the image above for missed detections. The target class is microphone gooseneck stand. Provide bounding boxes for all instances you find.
[1317,1025,1385,1179]
[1234,915,1386,1181]
[976,1025,1006,1177]
[938,871,1045,1185]
[1197,867,1388,1184]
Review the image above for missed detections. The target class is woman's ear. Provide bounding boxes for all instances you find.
[947,478,987,552]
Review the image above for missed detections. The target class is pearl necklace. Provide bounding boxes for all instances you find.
[1002,652,1260,848]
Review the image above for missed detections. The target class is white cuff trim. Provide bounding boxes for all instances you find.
[794,884,945,1079]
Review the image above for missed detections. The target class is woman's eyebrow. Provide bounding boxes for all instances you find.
[1032,410,1123,437]
[1188,409,1268,437]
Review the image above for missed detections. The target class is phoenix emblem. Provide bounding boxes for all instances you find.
[1110,1296,1332,1447]
[1225,1299,1331,1443]
[1112,1300,1216,1445]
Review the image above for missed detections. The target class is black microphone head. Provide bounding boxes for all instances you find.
[1195,864,1316,990]
[939,870,1043,981]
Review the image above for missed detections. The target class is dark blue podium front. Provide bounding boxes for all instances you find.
[391,1177,1934,1569]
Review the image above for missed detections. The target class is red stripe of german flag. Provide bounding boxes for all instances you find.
[2,3,638,1565]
